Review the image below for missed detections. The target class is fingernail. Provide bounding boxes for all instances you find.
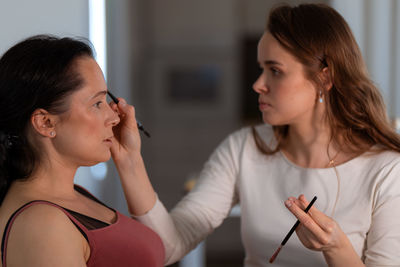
[285,200,292,207]
[119,100,126,107]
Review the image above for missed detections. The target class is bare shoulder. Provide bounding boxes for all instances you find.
[4,203,88,267]
[9,202,75,231]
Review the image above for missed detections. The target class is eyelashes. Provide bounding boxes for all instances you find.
[258,66,282,76]
[94,101,103,108]
[270,67,281,76]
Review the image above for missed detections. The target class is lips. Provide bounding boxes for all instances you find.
[103,136,114,144]
[258,99,271,110]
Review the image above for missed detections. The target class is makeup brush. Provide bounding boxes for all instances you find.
[107,90,151,138]
[269,196,317,264]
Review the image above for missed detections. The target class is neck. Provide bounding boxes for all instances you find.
[281,121,340,168]
[14,160,79,200]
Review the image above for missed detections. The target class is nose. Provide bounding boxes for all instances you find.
[106,105,120,127]
[252,72,268,94]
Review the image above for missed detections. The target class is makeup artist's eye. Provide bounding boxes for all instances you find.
[270,67,281,76]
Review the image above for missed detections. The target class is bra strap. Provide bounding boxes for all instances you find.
[1,200,90,266]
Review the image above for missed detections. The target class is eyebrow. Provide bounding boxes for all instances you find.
[90,90,107,100]
[264,60,283,66]
[258,60,283,66]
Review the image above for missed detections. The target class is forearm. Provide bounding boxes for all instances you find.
[114,152,157,216]
[323,238,365,267]
[138,200,214,265]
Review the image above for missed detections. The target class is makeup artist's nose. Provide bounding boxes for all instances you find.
[252,73,269,94]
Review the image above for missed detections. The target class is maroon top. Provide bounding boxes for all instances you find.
[1,187,165,267]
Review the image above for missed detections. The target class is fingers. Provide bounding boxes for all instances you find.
[110,98,137,127]
[285,198,327,240]
[297,195,335,233]
[109,101,119,113]
[285,194,346,252]
[286,195,339,246]
[109,98,135,115]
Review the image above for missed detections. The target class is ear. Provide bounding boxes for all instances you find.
[321,67,333,91]
[31,109,58,138]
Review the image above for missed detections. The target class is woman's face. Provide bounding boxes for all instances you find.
[253,32,319,126]
[52,57,120,167]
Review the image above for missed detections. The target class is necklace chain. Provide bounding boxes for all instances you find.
[326,142,342,217]
[326,143,342,167]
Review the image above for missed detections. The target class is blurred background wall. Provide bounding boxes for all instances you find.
[0,0,88,53]
[1,0,399,266]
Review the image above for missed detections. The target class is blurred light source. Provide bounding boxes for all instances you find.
[90,162,108,180]
[89,0,106,78]
[89,0,108,181]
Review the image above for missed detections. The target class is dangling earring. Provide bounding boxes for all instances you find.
[319,91,323,103]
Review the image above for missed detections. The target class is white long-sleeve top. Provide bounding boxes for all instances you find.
[136,124,400,266]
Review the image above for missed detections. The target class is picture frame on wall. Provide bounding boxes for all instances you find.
[148,47,239,120]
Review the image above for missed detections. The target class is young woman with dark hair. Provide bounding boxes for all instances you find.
[123,3,400,267]
[0,35,164,267]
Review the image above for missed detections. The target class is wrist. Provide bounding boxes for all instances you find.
[323,237,363,267]
[323,234,348,258]
[114,151,144,172]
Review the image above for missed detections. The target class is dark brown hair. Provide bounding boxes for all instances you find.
[253,3,400,155]
[0,35,94,203]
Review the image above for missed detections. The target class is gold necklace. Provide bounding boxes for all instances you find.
[326,142,342,217]
[326,144,342,167]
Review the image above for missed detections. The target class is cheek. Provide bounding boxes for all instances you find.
[62,113,104,141]
[281,79,316,105]
[82,119,103,136]
[80,111,105,131]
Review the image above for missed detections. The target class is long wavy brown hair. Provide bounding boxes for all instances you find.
[253,3,400,155]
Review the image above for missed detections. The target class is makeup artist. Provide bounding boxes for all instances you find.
[124,3,400,267]
[0,35,164,267]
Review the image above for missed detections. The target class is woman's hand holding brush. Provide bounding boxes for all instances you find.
[275,195,365,267]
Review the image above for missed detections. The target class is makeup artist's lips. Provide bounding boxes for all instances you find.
[258,101,272,111]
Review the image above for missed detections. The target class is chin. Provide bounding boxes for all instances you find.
[82,159,107,167]
[262,113,292,126]
[99,154,112,163]
[262,115,280,126]
[87,153,112,166]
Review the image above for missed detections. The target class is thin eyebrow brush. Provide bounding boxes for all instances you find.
[269,196,317,264]
[107,90,151,138]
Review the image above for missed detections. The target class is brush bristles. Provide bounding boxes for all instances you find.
[269,245,282,263]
